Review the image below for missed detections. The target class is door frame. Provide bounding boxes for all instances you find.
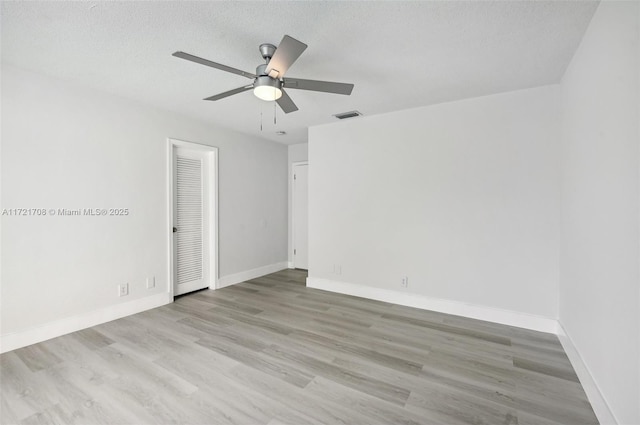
[291,161,308,269]
[167,138,219,297]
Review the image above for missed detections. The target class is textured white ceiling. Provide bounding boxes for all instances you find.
[1,1,598,145]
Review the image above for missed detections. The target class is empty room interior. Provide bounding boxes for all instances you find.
[1,1,639,424]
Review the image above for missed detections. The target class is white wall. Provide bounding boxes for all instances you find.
[1,65,287,340]
[559,1,640,424]
[309,85,561,320]
[288,143,308,266]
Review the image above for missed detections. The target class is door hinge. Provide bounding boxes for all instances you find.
[294,174,296,180]
[294,249,296,255]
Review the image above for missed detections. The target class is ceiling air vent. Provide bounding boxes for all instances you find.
[333,110,363,120]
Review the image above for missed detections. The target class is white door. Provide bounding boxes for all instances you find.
[293,163,308,269]
[173,147,212,295]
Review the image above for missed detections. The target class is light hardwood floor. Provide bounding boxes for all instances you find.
[1,269,598,424]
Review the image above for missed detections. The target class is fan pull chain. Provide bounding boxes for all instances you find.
[260,111,263,131]
[274,100,277,125]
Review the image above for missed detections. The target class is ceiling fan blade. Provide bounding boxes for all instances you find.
[276,89,299,114]
[173,51,256,79]
[265,35,308,79]
[204,85,253,101]
[283,77,354,95]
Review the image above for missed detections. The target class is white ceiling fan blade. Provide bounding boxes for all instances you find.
[265,35,307,79]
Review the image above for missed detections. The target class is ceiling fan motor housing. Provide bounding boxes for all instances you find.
[255,75,281,90]
[256,63,269,77]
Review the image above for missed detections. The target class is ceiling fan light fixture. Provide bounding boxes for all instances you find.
[253,76,282,101]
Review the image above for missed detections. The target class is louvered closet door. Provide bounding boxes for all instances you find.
[173,147,210,295]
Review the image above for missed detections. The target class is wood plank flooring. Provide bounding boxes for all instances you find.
[1,269,598,424]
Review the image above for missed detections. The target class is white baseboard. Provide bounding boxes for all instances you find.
[0,292,172,354]
[306,277,558,334]
[288,261,295,269]
[217,261,288,289]
[557,323,618,425]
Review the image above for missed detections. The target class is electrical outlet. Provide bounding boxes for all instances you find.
[333,264,342,275]
[118,283,129,297]
[401,276,409,288]
[146,276,155,289]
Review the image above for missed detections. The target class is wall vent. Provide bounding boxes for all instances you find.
[333,110,363,120]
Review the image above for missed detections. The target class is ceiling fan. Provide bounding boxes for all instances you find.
[172,35,354,114]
